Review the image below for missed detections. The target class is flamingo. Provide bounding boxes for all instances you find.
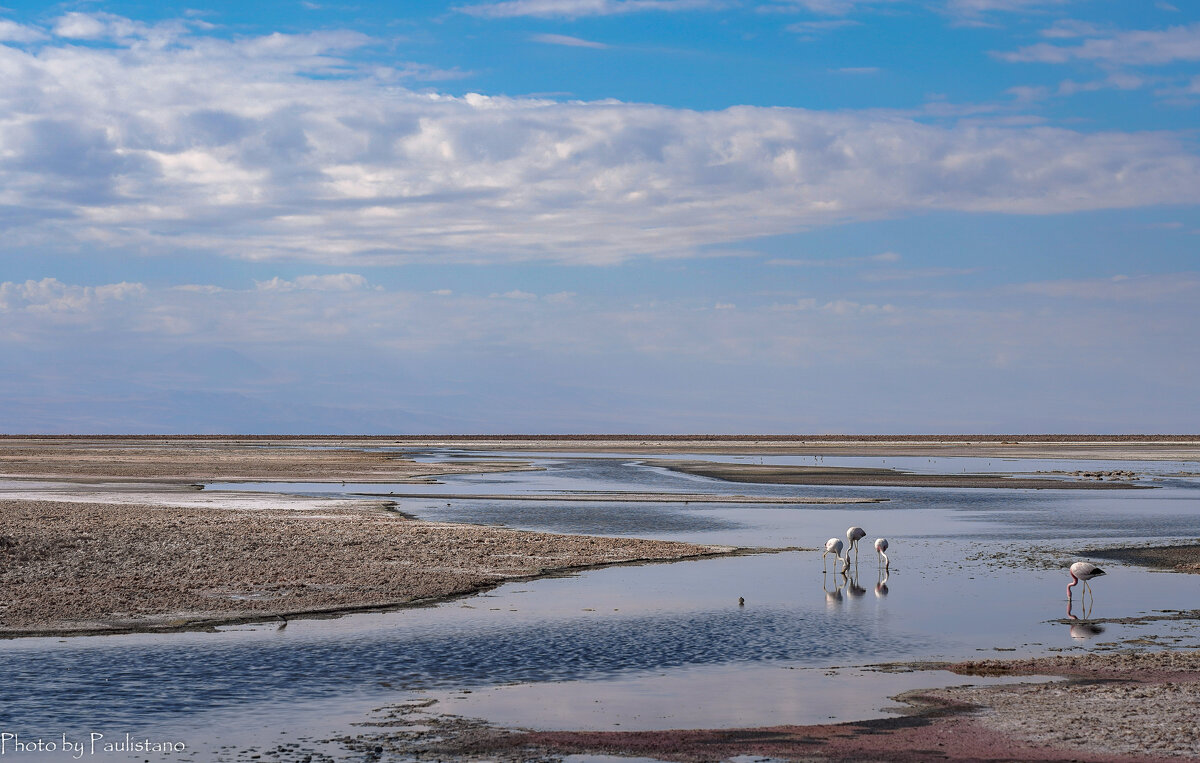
[1067,561,1105,600]
[822,537,844,573]
[846,526,866,564]
[874,538,889,569]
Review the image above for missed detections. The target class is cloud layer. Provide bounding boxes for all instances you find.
[3,270,1196,432]
[1,15,1199,266]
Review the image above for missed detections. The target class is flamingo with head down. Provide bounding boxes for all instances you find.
[846,526,866,564]
[822,537,844,573]
[874,538,889,569]
[1067,561,1105,600]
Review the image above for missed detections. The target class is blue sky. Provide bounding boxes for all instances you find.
[0,0,1198,433]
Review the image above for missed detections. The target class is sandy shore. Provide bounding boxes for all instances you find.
[0,499,732,636]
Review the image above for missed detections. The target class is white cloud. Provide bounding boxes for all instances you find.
[786,19,859,37]
[771,297,896,314]
[255,274,369,291]
[173,284,227,293]
[0,19,45,42]
[0,278,146,315]
[946,0,1072,15]
[1,17,1199,268]
[1,274,1197,435]
[457,0,719,18]
[1057,72,1145,96]
[491,289,539,300]
[531,33,609,48]
[761,0,901,14]
[1039,19,1106,39]
[52,12,110,40]
[1000,23,1200,65]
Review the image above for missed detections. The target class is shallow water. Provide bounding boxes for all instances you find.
[3,451,1200,760]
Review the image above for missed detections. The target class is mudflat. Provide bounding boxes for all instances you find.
[1089,544,1200,574]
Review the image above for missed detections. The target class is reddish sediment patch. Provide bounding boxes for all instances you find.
[373,652,1200,762]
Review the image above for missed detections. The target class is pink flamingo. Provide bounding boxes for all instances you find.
[1067,561,1105,601]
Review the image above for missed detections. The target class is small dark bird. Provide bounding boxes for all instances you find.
[738,597,745,607]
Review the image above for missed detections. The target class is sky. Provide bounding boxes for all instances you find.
[0,0,1198,434]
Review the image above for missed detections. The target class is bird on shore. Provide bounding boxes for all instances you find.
[874,538,889,570]
[846,526,866,564]
[1067,561,1105,600]
[822,537,844,573]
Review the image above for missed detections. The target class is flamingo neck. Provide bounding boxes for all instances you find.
[1067,570,1079,596]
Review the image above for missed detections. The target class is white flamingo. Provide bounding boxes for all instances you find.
[874,537,889,569]
[846,526,866,564]
[822,537,844,573]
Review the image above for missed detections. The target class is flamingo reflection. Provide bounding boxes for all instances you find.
[1067,599,1104,639]
[824,570,846,607]
[875,568,889,597]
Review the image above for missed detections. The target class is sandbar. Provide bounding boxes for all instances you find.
[652,459,1148,489]
[0,499,733,637]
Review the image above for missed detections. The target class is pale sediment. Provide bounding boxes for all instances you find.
[0,499,732,636]
[652,459,1149,489]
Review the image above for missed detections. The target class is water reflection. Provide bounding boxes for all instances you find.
[1065,597,1105,640]
[0,605,931,731]
[875,569,890,598]
[824,565,887,605]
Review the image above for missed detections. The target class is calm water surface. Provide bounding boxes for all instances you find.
[3,451,1199,760]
